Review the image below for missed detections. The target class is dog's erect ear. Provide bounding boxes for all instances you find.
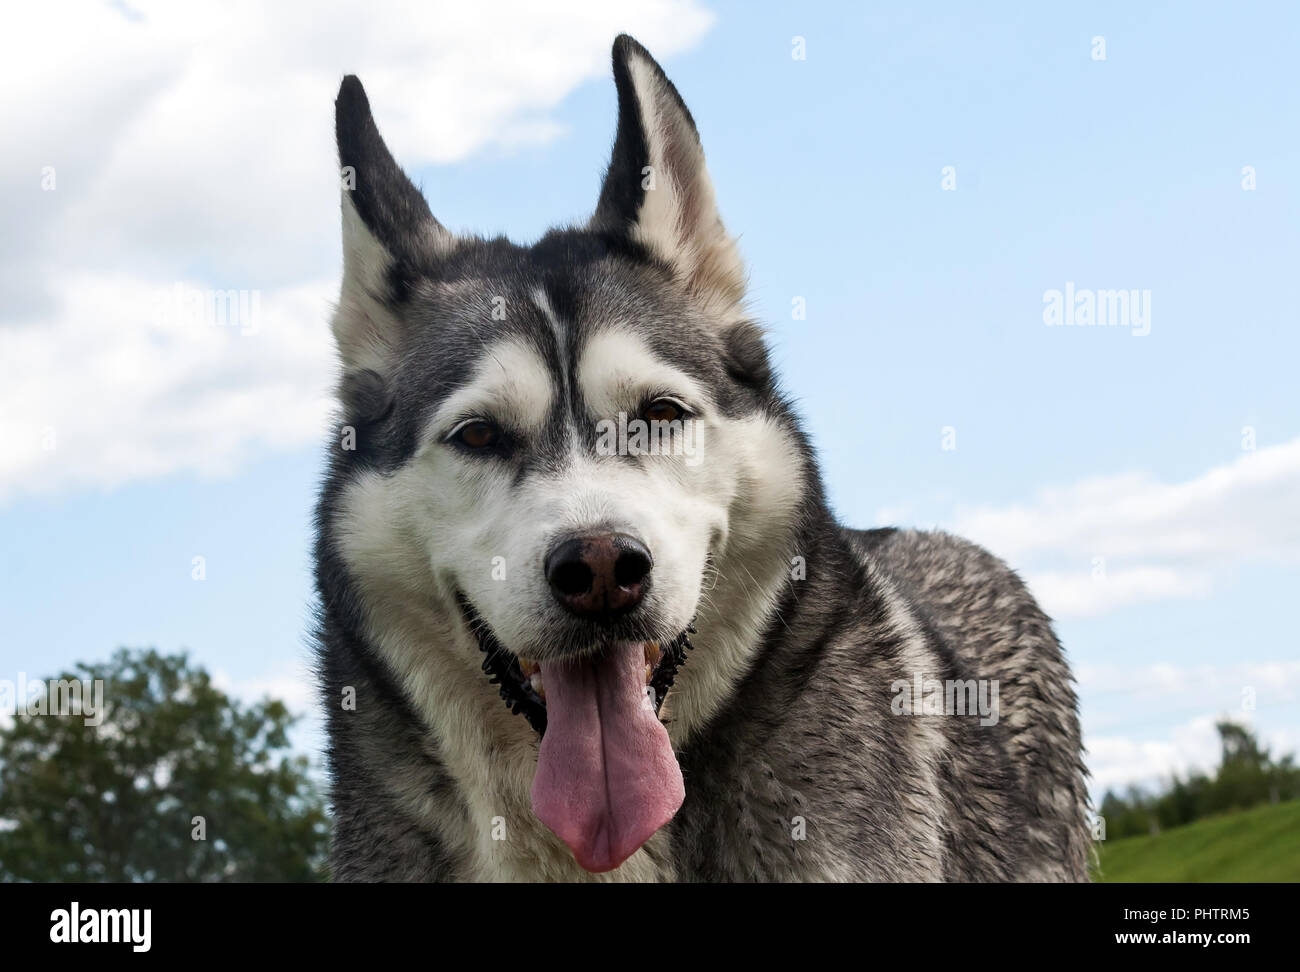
[333,75,453,375]
[590,36,746,315]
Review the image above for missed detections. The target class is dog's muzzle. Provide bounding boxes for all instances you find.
[456,593,694,737]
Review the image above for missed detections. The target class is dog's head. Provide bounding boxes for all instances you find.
[326,36,805,873]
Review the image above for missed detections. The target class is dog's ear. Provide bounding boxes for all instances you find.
[590,35,746,316]
[332,75,453,376]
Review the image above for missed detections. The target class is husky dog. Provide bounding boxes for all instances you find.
[315,35,1091,881]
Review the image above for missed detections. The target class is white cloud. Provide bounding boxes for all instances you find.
[1086,714,1299,797]
[1086,715,1225,795]
[1024,566,1212,618]
[950,438,1300,617]
[1079,661,1300,795]
[0,0,714,502]
[215,661,317,720]
[1078,660,1300,703]
[0,273,339,498]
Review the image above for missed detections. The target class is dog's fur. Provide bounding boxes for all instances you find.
[314,35,1091,882]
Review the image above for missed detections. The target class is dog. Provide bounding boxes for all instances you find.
[314,34,1091,881]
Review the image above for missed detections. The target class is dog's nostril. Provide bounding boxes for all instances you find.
[614,550,651,588]
[552,560,593,597]
[545,533,653,617]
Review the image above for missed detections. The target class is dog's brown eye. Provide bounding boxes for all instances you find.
[643,399,682,423]
[453,421,498,449]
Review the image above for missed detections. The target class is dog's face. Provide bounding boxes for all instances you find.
[412,298,714,664]
[327,36,804,873]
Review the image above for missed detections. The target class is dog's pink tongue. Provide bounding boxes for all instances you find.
[531,642,684,873]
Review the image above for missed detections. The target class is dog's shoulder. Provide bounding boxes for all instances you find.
[845,526,1052,663]
[845,525,1093,880]
[846,527,1024,604]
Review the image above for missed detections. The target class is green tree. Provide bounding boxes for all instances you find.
[0,648,328,881]
[1099,721,1300,840]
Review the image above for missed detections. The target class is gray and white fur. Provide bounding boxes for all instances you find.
[314,35,1091,882]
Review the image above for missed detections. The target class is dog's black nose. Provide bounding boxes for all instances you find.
[545,533,652,618]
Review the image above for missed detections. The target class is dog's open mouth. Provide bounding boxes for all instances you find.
[458,595,692,872]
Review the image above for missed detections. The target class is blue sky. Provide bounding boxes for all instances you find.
[2,0,1297,797]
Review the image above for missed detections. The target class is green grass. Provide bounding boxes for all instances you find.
[1095,799,1300,882]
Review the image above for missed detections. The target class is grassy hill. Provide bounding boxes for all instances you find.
[1095,799,1300,882]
